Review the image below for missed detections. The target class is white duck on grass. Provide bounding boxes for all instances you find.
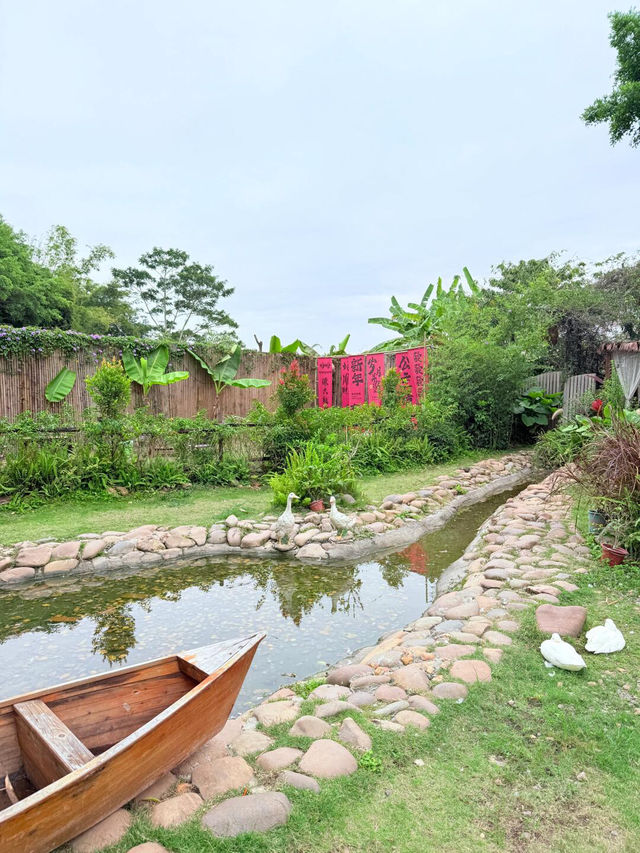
[540,633,586,671]
[585,619,625,654]
[329,495,357,537]
[273,492,299,544]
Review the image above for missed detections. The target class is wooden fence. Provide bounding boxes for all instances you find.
[0,349,316,421]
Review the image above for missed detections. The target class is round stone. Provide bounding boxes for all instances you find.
[298,739,358,778]
[450,659,492,683]
[432,682,469,700]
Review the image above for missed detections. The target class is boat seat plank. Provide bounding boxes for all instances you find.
[14,700,94,789]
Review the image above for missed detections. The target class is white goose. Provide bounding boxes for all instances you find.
[540,633,586,671]
[273,492,299,544]
[329,495,357,537]
[585,619,625,654]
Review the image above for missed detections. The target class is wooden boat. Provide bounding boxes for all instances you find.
[0,632,264,853]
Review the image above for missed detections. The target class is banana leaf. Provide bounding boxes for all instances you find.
[45,367,76,402]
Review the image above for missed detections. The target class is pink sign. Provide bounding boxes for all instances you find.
[340,358,351,407]
[317,358,333,408]
[408,347,428,399]
[348,355,366,406]
[365,354,385,406]
[395,350,416,403]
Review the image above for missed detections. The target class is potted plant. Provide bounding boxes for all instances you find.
[587,506,608,535]
[599,519,629,566]
[309,498,325,512]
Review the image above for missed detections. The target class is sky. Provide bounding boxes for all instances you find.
[1,1,638,352]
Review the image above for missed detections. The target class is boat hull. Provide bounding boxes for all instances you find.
[0,634,263,853]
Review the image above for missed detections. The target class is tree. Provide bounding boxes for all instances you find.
[112,247,237,341]
[582,9,640,146]
[0,217,73,328]
[33,225,141,335]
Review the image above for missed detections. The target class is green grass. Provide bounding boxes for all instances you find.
[83,501,639,853]
[0,451,509,545]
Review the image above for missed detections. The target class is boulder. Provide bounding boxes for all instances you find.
[191,756,253,798]
[298,739,357,778]
[202,792,292,837]
[256,747,303,771]
[82,539,106,560]
[374,684,407,702]
[279,770,320,792]
[390,664,430,692]
[229,730,274,756]
[43,559,78,575]
[253,700,300,727]
[126,844,171,853]
[338,717,372,751]
[0,567,35,583]
[134,771,177,803]
[295,543,328,560]
[52,541,81,560]
[450,659,492,683]
[16,545,51,567]
[314,700,357,719]
[226,528,243,547]
[149,792,203,828]
[326,664,371,686]
[207,528,228,545]
[407,695,439,714]
[482,630,513,646]
[241,531,272,548]
[394,710,430,730]
[70,809,131,852]
[535,604,587,637]
[432,682,469,700]
[308,684,351,701]
[289,716,332,738]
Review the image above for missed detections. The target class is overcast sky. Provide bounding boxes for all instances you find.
[1,1,637,352]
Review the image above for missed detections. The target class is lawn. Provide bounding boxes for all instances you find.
[0,451,506,546]
[91,503,640,852]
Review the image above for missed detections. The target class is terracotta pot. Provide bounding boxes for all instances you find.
[309,499,325,512]
[601,543,628,566]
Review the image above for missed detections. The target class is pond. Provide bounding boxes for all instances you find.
[0,488,521,711]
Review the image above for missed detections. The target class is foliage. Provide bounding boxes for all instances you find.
[379,368,412,409]
[0,325,180,360]
[275,359,314,417]
[268,335,318,355]
[327,333,351,355]
[270,441,358,505]
[358,751,383,773]
[513,387,562,429]
[85,358,131,419]
[582,9,640,146]
[290,677,325,699]
[189,345,271,418]
[45,367,77,403]
[122,345,189,395]
[368,268,479,351]
[112,247,237,341]
[430,338,531,449]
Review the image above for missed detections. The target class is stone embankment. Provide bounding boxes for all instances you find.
[0,453,531,585]
[71,469,595,851]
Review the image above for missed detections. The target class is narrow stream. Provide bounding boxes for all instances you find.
[0,486,523,710]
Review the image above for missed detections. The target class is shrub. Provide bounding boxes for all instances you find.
[85,358,131,419]
[275,359,314,417]
[380,368,412,408]
[430,339,531,449]
[270,441,358,505]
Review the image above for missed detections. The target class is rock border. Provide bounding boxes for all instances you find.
[0,454,532,587]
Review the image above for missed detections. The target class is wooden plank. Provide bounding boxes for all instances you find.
[14,701,93,790]
[0,634,263,853]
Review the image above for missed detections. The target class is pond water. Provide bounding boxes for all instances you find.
[0,488,521,711]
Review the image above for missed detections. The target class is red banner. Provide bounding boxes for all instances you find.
[365,354,385,406]
[395,347,427,404]
[317,358,333,408]
[348,355,366,406]
[340,358,351,407]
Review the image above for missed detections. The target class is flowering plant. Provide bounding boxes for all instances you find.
[275,359,314,417]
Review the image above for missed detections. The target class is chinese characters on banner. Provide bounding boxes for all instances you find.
[317,358,333,408]
[322,347,427,407]
[394,347,428,404]
[349,355,365,406]
[340,358,351,407]
[365,354,385,406]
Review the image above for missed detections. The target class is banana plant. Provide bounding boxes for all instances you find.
[45,367,77,402]
[122,345,189,395]
[327,334,351,356]
[268,336,319,356]
[188,345,271,419]
[368,267,479,352]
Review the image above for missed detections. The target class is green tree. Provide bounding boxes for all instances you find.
[112,247,237,341]
[582,9,640,146]
[0,217,73,327]
[33,225,141,335]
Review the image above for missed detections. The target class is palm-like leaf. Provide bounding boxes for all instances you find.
[45,367,76,403]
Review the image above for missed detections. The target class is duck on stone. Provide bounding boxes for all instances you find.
[585,619,625,654]
[273,492,299,544]
[540,633,586,671]
[329,495,357,537]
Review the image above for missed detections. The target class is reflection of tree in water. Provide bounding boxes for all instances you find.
[376,551,413,589]
[90,603,137,663]
[265,564,362,626]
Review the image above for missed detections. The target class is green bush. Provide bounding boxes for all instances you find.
[85,357,131,419]
[270,441,358,505]
[430,339,531,449]
[275,359,314,417]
